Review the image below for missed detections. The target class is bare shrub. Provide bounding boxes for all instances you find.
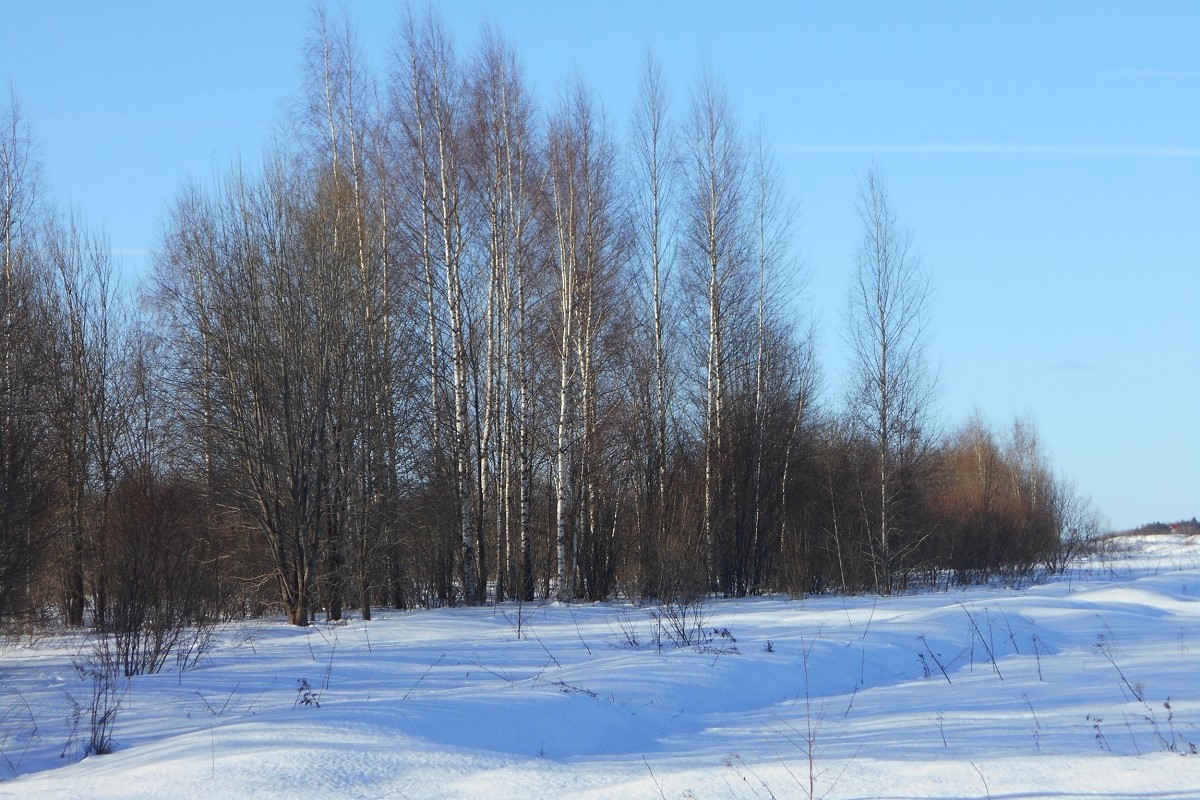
[94,471,222,677]
[649,594,712,648]
[0,689,40,775]
[1044,484,1103,575]
[608,609,642,648]
[68,645,127,757]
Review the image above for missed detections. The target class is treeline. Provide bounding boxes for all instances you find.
[1119,519,1200,537]
[0,9,1100,633]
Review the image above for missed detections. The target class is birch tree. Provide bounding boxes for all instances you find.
[547,91,581,602]
[465,31,541,601]
[681,72,750,592]
[302,7,404,620]
[739,130,798,595]
[396,11,479,604]
[546,81,631,601]
[845,171,935,592]
[630,52,676,596]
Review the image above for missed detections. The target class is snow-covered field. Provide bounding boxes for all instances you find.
[1,535,1197,799]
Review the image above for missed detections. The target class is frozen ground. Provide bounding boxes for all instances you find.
[1,534,1197,799]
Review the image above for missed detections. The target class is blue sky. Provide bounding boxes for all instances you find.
[3,1,1197,530]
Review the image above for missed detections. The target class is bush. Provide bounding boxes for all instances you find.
[69,647,127,757]
[94,471,222,677]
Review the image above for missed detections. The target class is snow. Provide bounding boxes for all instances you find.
[2,535,1197,799]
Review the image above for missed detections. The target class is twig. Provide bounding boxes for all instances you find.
[529,627,561,668]
[553,680,596,697]
[1030,635,1045,682]
[998,609,1020,655]
[322,639,337,691]
[245,679,274,715]
[305,626,318,662]
[1022,694,1041,752]
[470,661,516,685]
[1122,712,1142,755]
[569,608,593,656]
[1094,641,1142,702]
[729,754,779,800]
[958,603,1003,681]
[861,597,878,641]
[642,754,666,800]
[402,654,444,701]
[217,683,240,717]
[918,635,952,683]
[970,761,992,800]
[195,690,217,716]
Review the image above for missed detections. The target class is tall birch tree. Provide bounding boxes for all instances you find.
[630,52,676,596]
[396,11,479,604]
[682,72,750,592]
[846,171,935,592]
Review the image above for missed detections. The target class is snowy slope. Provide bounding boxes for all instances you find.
[1,535,1197,799]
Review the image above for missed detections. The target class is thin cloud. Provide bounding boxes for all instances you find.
[1108,69,1200,79]
[777,143,1200,157]
[1049,359,1095,373]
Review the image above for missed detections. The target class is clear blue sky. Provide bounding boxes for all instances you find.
[3,1,1197,530]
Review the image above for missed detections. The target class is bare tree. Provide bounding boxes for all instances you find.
[630,52,676,596]
[90,329,223,676]
[0,91,56,626]
[545,80,629,601]
[1,90,39,339]
[395,10,479,605]
[741,130,799,595]
[43,211,128,626]
[464,30,542,602]
[680,71,752,593]
[301,6,405,621]
[845,171,936,592]
[391,15,451,605]
[156,158,343,626]
[547,88,583,602]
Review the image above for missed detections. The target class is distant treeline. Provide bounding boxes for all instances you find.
[1117,519,1200,537]
[0,8,1101,637]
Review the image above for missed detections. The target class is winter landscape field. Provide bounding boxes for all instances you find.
[2,5,1197,797]
[0,532,1196,799]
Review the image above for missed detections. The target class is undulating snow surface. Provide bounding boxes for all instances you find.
[2,535,1197,799]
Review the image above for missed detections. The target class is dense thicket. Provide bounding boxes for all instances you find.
[0,11,1100,635]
